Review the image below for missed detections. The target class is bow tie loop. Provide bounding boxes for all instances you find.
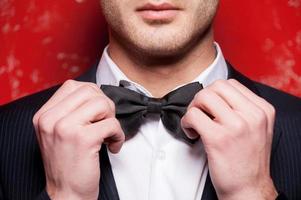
[101,82,203,144]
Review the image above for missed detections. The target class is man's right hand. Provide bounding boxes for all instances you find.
[33,80,125,200]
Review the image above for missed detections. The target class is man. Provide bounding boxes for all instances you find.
[0,0,300,199]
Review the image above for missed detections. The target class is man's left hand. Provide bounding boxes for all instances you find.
[181,79,278,200]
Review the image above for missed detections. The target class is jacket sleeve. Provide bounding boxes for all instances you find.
[0,181,3,199]
[35,189,51,200]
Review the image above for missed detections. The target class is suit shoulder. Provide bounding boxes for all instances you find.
[0,85,60,116]
[254,82,301,114]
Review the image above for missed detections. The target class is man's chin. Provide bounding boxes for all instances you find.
[129,44,191,65]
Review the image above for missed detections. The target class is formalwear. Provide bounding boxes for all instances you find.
[95,43,228,200]
[0,51,301,200]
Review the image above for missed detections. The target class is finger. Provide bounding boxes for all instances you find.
[36,84,109,134]
[181,106,219,142]
[84,118,125,153]
[33,81,101,136]
[35,81,99,119]
[65,96,115,125]
[208,80,267,124]
[188,89,239,125]
[228,79,275,136]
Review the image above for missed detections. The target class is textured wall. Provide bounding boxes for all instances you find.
[215,0,301,97]
[1,0,301,105]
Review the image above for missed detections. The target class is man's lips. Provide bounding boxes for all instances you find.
[136,3,181,21]
[136,3,180,11]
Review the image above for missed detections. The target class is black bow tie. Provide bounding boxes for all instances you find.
[101,82,203,144]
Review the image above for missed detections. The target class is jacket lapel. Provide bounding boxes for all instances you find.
[201,174,218,200]
[99,145,120,200]
[77,64,120,200]
[76,63,97,83]
[201,63,283,200]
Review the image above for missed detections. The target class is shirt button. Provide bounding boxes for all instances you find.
[157,150,166,160]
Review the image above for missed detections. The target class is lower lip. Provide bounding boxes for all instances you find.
[137,10,179,21]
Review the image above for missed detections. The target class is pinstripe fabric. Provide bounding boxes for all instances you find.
[99,147,120,200]
[0,64,301,200]
[0,87,57,200]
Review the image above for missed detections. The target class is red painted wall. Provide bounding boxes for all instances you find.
[1,0,301,105]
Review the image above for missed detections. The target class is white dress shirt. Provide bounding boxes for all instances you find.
[96,43,228,200]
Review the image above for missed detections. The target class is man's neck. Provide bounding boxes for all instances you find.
[107,29,216,98]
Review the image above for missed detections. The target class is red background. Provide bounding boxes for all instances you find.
[1,0,301,105]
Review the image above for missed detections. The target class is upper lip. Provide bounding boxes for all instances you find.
[136,3,180,11]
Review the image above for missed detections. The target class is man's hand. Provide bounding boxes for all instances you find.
[181,79,278,200]
[33,80,125,200]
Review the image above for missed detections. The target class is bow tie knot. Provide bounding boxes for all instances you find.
[146,98,164,115]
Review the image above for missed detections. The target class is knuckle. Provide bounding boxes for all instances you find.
[194,89,211,103]
[32,112,40,127]
[110,118,122,132]
[212,79,227,89]
[100,118,124,142]
[228,78,238,84]
[53,118,72,138]
[81,84,99,96]
[37,112,52,133]
[94,97,114,115]
[260,98,276,117]
[193,93,201,104]
[255,108,267,126]
[230,118,247,133]
[63,79,78,89]
[184,107,199,123]
[194,90,205,100]
[267,103,276,117]
[86,82,100,91]
[107,98,116,113]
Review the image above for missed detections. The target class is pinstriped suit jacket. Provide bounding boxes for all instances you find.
[1,64,301,200]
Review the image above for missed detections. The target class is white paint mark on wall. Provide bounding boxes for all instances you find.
[0,0,15,18]
[57,52,66,60]
[288,0,301,8]
[16,69,23,77]
[2,23,10,34]
[296,30,301,51]
[0,66,6,75]
[7,53,20,72]
[13,24,20,32]
[260,43,301,96]
[262,38,275,52]
[57,53,82,62]
[272,10,282,30]
[75,0,85,3]
[10,77,20,89]
[26,1,37,13]
[33,11,52,32]
[70,66,80,74]
[9,77,21,99]
[42,37,53,45]
[30,69,40,84]
[2,23,20,34]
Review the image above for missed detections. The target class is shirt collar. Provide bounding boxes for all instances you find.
[96,42,228,97]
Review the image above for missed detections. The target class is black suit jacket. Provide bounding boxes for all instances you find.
[1,64,301,200]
